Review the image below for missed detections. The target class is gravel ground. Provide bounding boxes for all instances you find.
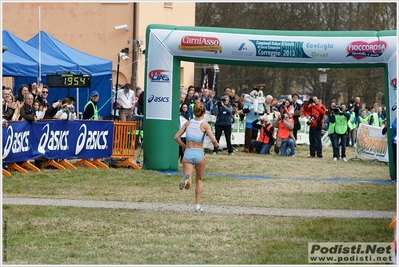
[2,197,395,219]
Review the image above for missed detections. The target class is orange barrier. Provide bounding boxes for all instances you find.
[8,161,40,174]
[73,158,109,169]
[73,159,98,169]
[43,159,66,170]
[2,168,11,177]
[111,121,141,170]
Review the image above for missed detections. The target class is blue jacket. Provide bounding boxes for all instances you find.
[214,102,233,126]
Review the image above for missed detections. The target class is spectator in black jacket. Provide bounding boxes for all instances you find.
[213,95,234,155]
[19,93,37,122]
[290,93,302,140]
[137,90,144,115]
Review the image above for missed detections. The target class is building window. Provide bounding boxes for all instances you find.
[164,2,173,8]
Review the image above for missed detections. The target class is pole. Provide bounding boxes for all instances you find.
[132,2,137,91]
[212,70,218,97]
[113,54,121,121]
[212,64,219,97]
[76,87,80,118]
[38,6,42,84]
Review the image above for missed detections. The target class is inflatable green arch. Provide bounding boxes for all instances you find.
[143,24,397,179]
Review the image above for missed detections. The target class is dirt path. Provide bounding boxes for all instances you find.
[2,197,395,219]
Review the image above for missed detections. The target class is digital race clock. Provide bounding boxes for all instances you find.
[46,74,91,88]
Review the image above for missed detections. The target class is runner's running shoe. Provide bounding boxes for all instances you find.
[194,207,204,212]
[179,174,190,190]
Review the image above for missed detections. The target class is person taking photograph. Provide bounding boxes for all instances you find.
[250,115,275,154]
[212,95,234,155]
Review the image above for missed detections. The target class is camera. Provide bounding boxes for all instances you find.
[333,105,342,112]
[308,98,315,104]
[67,104,73,108]
[306,115,316,125]
[216,101,222,106]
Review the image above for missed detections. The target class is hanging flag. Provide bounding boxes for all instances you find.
[201,68,208,89]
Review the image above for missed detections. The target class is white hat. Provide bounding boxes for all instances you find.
[261,114,269,121]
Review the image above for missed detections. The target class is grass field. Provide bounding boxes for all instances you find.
[2,145,397,264]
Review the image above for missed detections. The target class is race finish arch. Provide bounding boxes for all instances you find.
[143,24,397,179]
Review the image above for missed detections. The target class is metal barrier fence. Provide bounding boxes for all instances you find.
[110,121,141,170]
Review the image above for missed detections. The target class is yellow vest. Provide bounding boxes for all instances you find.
[84,100,98,120]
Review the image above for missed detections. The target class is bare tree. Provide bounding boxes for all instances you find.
[195,2,396,105]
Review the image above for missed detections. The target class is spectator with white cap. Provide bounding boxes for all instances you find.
[250,114,275,154]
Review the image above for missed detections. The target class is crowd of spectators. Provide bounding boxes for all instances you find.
[2,83,392,163]
[2,83,70,123]
[178,86,392,160]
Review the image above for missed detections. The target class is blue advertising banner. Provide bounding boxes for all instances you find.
[2,120,114,163]
[2,120,31,163]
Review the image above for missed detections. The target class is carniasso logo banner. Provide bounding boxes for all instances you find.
[2,120,114,163]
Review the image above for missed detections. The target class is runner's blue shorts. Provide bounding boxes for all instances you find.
[183,148,205,164]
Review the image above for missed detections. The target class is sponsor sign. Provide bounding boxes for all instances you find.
[147,95,170,103]
[148,69,170,83]
[2,120,113,163]
[346,41,387,60]
[150,29,396,64]
[249,40,311,58]
[2,121,31,163]
[355,123,388,162]
[178,35,222,53]
[308,242,393,264]
[391,78,397,90]
[231,43,254,56]
[146,31,173,120]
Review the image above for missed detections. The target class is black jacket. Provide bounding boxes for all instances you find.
[20,103,36,122]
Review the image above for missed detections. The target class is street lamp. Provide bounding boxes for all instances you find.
[113,48,130,120]
[318,68,329,104]
[212,64,219,96]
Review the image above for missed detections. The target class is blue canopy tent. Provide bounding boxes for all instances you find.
[27,31,113,117]
[2,30,113,117]
[2,30,78,75]
[2,51,38,77]
[2,29,78,107]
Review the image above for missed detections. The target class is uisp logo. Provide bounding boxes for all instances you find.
[149,69,170,82]
[391,78,397,90]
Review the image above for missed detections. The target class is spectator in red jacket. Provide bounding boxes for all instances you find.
[303,96,326,158]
